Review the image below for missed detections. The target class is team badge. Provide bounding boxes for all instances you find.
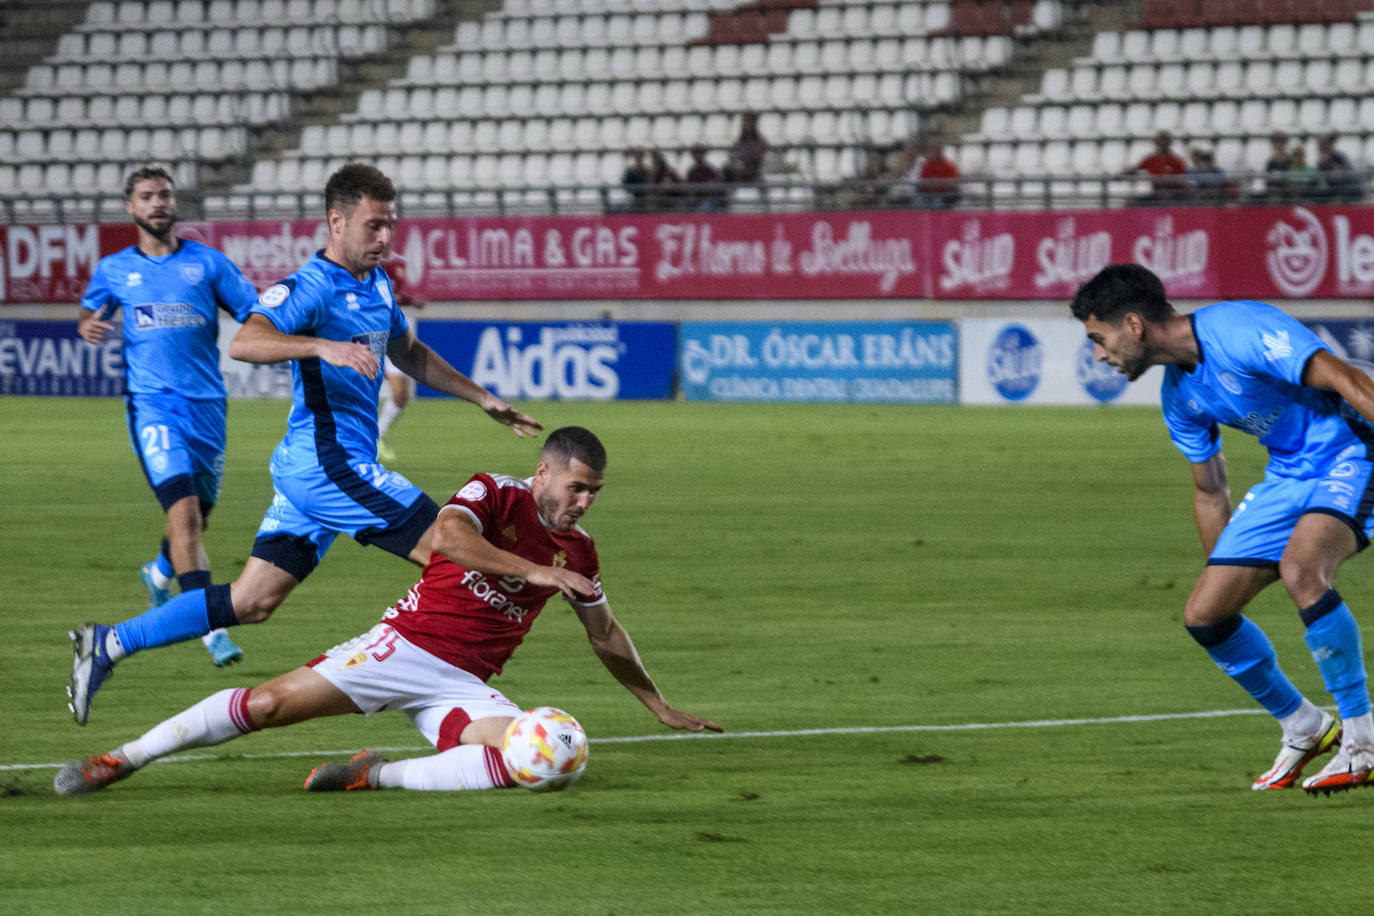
[180,263,205,285]
[552,550,567,569]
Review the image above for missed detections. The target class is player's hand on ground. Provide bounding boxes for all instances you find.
[78,314,114,345]
[527,566,597,601]
[480,395,543,438]
[656,706,724,733]
[319,340,380,378]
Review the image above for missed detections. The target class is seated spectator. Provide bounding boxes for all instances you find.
[644,150,681,212]
[1262,131,1292,202]
[1186,148,1227,203]
[883,139,922,204]
[683,144,726,211]
[1316,133,1365,202]
[835,150,892,209]
[1285,145,1324,203]
[1122,130,1188,204]
[914,136,961,209]
[620,148,649,212]
[724,112,768,183]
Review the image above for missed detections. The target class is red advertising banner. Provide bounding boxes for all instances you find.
[3,206,1371,304]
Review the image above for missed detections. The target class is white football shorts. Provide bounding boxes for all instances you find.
[310,622,522,748]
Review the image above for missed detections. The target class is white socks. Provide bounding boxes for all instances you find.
[1280,698,1325,742]
[118,688,258,768]
[376,745,514,791]
[378,398,404,439]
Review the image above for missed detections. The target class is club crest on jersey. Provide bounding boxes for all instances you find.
[376,280,393,306]
[180,263,205,285]
[552,550,568,568]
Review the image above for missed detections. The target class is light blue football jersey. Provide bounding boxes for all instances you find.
[1162,301,1371,478]
[80,240,258,397]
[251,252,407,468]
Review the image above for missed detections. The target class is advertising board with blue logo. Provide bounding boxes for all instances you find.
[679,322,957,403]
[0,319,124,396]
[416,321,676,400]
[959,318,1162,406]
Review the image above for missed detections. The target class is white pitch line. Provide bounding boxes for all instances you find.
[0,706,1270,772]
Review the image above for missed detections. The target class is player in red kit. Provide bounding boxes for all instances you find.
[53,427,722,795]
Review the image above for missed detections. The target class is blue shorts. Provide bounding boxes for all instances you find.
[1210,455,1374,566]
[125,393,226,511]
[250,457,439,582]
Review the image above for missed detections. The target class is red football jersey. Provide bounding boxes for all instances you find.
[383,473,604,681]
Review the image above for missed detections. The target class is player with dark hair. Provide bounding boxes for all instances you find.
[54,427,721,795]
[68,163,542,726]
[1073,263,1374,794]
[78,165,259,669]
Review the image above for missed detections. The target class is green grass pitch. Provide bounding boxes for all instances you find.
[2,397,1371,915]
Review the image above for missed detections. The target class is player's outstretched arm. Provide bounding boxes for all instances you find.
[230,314,378,376]
[429,510,596,599]
[387,330,542,438]
[574,601,724,733]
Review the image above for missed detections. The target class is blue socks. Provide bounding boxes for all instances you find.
[1301,590,1371,720]
[114,584,236,657]
[1186,615,1303,719]
[154,540,175,580]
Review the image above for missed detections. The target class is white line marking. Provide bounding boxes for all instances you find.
[0,707,1270,772]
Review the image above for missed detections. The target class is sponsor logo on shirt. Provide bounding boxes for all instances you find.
[133,302,206,329]
[126,272,142,287]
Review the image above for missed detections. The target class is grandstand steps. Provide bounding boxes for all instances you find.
[0,1,91,95]
[195,0,502,208]
[938,0,1134,139]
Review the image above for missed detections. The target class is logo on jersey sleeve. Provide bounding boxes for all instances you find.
[259,284,291,308]
[1262,330,1293,362]
[458,480,488,502]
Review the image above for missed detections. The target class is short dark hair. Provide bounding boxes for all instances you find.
[324,163,396,214]
[124,165,174,198]
[541,426,607,472]
[1070,263,1175,324]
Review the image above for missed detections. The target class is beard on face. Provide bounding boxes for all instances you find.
[133,211,176,240]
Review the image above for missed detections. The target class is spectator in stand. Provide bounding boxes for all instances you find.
[1263,132,1293,202]
[724,112,768,183]
[1187,147,1227,203]
[644,150,681,212]
[915,136,961,209]
[620,148,649,212]
[1286,145,1324,203]
[1316,133,1364,203]
[836,150,892,209]
[683,144,725,212]
[884,139,922,204]
[1123,130,1189,204]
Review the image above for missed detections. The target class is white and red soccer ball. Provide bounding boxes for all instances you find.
[502,706,589,792]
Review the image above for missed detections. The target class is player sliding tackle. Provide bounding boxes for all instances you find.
[55,427,722,795]
[67,164,541,726]
[1073,264,1374,795]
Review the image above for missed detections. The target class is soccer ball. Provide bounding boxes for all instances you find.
[502,706,589,792]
